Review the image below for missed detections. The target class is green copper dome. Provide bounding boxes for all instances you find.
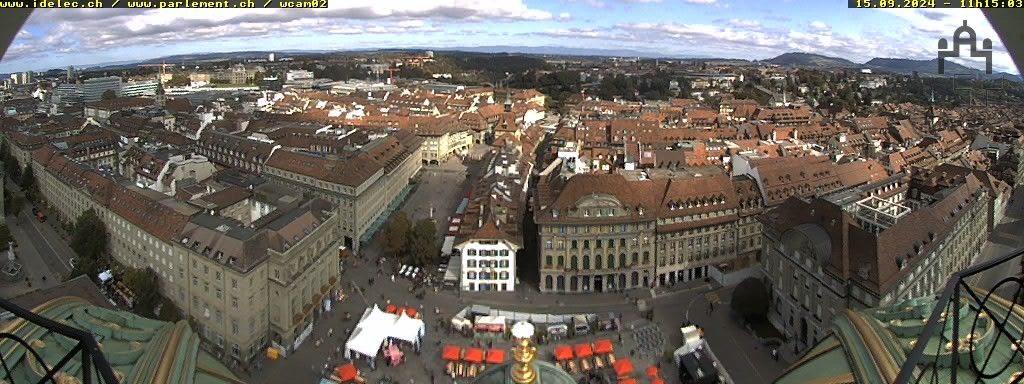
[473,360,577,384]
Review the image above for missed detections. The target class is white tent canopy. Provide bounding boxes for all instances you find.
[345,305,426,359]
[393,312,426,343]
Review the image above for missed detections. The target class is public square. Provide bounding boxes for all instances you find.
[249,152,793,384]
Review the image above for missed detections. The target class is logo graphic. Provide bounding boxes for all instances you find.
[937,20,993,75]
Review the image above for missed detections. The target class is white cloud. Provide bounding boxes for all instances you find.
[809,21,829,31]
[5,1,554,61]
[558,12,572,21]
[683,0,717,3]
[877,8,1017,74]
[565,0,606,7]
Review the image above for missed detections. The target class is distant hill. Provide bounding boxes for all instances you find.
[866,57,1021,81]
[766,52,859,68]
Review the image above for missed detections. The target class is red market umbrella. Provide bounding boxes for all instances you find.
[486,349,506,364]
[614,358,634,377]
[645,366,658,377]
[464,348,485,364]
[594,339,614,355]
[553,345,574,361]
[651,379,665,384]
[385,304,398,314]
[574,343,593,358]
[336,363,357,381]
[619,378,637,384]
[405,308,417,317]
[442,345,461,361]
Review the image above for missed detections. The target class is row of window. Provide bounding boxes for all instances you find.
[466,259,510,268]
[464,249,510,257]
[465,271,511,280]
[544,252,649,270]
[543,223,653,234]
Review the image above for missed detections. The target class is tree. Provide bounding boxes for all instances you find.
[0,224,10,251]
[101,89,117,100]
[69,209,108,270]
[406,219,438,266]
[381,212,412,258]
[4,191,23,216]
[122,267,161,313]
[165,73,191,87]
[19,165,35,201]
[731,277,770,321]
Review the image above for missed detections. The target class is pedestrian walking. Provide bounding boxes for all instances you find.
[772,348,779,361]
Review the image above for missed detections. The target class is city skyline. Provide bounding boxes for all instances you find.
[0,2,1018,75]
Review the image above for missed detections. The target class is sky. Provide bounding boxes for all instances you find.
[0,1,1019,75]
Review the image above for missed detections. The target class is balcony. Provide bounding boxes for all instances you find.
[0,299,119,384]
[897,247,1024,384]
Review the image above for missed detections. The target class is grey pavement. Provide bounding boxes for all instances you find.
[250,153,786,384]
[969,185,1024,293]
[0,197,76,299]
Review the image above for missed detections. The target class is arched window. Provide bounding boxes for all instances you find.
[556,276,565,291]
[631,271,639,287]
[595,255,603,270]
[619,254,627,268]
[545,275,553,290]
[607,255,614,269]
[582,255,591,270]
[631,252,639,265]
[557,256,564,267]
[643,251,650,264]
[571,256,578,270]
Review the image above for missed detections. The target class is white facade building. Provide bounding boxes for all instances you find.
[456,235,519,292]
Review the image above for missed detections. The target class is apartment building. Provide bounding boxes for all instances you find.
[407,116,474,165]
[455,148,527,292]
[534,164,662,293]
[29,146,342,363]
[759,174,989,353]
[81,76,123,103]
[196,130,280,174]
[263,130,423,252]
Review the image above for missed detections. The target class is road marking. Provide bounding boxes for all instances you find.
[26,211,70,271]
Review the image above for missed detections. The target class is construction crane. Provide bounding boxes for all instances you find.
[385,67,398,85]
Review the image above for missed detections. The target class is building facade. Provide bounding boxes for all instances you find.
[760,174,989,354]
[81,76,123,102]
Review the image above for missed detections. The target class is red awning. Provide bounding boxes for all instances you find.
[442,345,461,361]
[553,345,574,361]
[574,343,593,358]
[336,363,357,381]
[464,348,485,364]
[486,349,505,364]
[614,358,634,377]
[594,339,614,355]
[385,304,398,314]
[652,379,665,384]
[645,366,658,377]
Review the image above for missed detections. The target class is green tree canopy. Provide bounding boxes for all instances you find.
[382,212,412,258]
[0,224,11,251]
[731,277,770,321]
[101,89,117,100]
[19,165,35,201]
[406,218,438,266]
[70,209,108,267]
[4,190,24,216]
[123,267,161,313]
[165,73,191,87]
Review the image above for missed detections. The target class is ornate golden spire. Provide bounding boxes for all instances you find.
[511,322,537,384]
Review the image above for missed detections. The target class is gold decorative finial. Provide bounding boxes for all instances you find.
[511,322,537,384]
